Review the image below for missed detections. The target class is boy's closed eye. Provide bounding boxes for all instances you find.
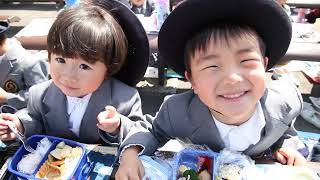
[201,65,219,71]
[240,58,263,67]
[240,59,260,63]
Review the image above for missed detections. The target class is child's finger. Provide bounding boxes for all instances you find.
[97,111,119,123]
[274,151,287,164]
[277,148,296,165]
[138,164,145,179]
[0,132,15,141]
[285,155,294,166]
[0,124,8,131]
[1,113,16,121]
[293,154,306,166]
[105,105,116,111]
[100,107,117,119]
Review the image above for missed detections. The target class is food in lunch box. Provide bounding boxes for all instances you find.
[35,141,83,179]
[177,156,212,180]
[215,164,243,180]
[17,137,52,174]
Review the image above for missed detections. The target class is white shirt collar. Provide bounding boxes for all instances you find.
[66,93,92,136]
[212,102,266,151]
[67,93,92,114]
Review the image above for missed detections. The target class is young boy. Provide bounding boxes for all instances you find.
[0,0,149,145]
[0,21,48,111]
[116,0,308,178]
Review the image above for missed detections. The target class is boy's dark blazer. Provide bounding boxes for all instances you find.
[121,80,307,157]
[17,78,145,145]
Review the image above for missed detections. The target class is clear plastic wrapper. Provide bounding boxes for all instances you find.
[214,149,262,180]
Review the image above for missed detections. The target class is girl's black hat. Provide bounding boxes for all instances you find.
[92,0,149,86]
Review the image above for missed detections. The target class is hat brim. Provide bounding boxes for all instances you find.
[159,0,292,76]
[92,0,149,86]
[0,21,10,34]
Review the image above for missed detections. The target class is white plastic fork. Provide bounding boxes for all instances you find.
[6,121,35,153]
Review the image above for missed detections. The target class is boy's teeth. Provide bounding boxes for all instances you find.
[222,92,245,98]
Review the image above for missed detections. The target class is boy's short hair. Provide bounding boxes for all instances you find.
[184,23,266,74]
[158,0,292,76]
[47,5,127,76]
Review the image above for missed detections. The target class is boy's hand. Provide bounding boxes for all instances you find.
[0,88,8,104]
[97,106,121,134]
[115,146,145,180]
[0,113,23,141]
[274,147,306,166]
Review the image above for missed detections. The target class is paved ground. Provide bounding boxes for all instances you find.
[0,2,61,37]
[1,1,320,134]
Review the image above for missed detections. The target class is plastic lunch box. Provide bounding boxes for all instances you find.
[172,149,218,180]
[8,135,92,180]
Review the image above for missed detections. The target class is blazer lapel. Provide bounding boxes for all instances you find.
[79,80,112,143]
[0,58,13,84]
[244,89,292,156]
[188,95,225,152]
[43,83,77,139]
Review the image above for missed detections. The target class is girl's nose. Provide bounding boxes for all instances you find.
[61,67,78,83]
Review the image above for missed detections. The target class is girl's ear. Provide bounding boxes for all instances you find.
[263,57,269,70]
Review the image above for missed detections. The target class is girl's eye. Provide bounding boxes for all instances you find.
[79,64,91,70]
[55,57,65,63]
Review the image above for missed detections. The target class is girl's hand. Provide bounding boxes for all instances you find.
[97,106,121,134]
[0,113,23,141]
[274,147,306,166]
[115,146,145,180]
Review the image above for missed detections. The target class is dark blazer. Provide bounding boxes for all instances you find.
[17,78,145,145]
[121,80,307,157]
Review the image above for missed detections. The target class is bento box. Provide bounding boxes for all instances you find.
[8,135,92,180]
[172,149,218,180]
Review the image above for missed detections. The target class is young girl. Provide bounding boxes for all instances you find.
[0,1,149,145]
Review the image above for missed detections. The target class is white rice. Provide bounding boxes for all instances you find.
[17,137,52,175]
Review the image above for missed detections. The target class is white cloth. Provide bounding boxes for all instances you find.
[213,102,266,152]
[67,93,92,136]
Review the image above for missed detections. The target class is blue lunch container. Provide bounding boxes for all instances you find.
[8,135,92,180]
[172,148,218,180]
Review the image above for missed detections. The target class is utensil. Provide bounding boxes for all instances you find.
[6,121,35,153]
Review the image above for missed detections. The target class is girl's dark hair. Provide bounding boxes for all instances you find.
[47,5,128,76]
[184,23,266,75]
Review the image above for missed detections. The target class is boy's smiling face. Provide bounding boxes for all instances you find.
[187,36,268,126]
[49,54,107,97]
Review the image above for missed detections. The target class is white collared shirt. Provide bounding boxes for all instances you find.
[212,102,266,152]
[67,93,92,136]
